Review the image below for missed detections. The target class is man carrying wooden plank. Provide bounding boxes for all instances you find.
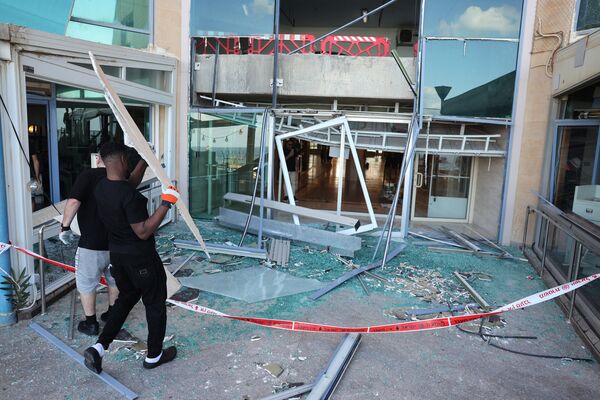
[60,152,147,336]
[83,143,178,373]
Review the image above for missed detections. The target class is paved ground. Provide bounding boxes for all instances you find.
[1,222,599,399]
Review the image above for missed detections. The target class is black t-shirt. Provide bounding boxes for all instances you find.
[68,168,109,250]
[94,178,156,255]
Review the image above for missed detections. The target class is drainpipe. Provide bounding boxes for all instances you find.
[0,113,15,326]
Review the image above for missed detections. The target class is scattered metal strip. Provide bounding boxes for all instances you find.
[306,333,362,400]
[225,192,360,229]
[442,227,482,252]
[30,323,138,400]
[408,231,466,249]
[173,240,267,259]
[310,244,405,300]
[453,272,490,308]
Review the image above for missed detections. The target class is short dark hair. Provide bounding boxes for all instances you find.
[99,142,128,160]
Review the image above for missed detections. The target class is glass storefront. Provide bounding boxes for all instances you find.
[420,0,523,119]
[56,102,150,199]
[0,0,72,34]
[188,111,265,217]
[553,125,599,213]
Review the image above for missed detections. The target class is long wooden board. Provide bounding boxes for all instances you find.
[88,52,209,259]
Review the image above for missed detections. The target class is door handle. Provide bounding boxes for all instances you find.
[416,172,423,188]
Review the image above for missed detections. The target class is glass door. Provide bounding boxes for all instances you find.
[412,154,473,220]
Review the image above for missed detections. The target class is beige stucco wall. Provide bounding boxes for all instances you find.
[153,0,185,187]
[510,0,576,243]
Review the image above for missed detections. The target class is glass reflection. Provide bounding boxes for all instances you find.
[71,0,150,30]
[0,0,72,34]
[66,21,149,48]
[188,112,265,217]
[576,0,600,31]
[423,0,523,38]
[190,0,274,37]
[422,40,518,118]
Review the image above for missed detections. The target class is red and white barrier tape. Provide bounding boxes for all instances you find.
[1,242,107,286]
[4,241,599,334]
[167,273,600,334]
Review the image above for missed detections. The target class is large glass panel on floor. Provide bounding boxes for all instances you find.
[413,154,472,219]
[190,0,274,36]
[56,102,150,199]
[0,0,72,34]
[188,111,265,218]
[423,0,523,38]
[553,125,600,215]
[422,40,518,118]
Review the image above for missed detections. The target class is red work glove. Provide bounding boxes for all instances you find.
[161,185,180,206]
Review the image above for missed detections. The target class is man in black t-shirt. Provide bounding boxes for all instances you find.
[84,143,179,374]
[60,153,147,336]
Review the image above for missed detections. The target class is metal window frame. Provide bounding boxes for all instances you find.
[548,119,600,203]
[274,116,377,235]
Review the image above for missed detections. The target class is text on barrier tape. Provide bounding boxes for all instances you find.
[4,241,600,334]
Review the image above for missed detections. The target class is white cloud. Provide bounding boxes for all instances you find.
[438,6,520,36]
[251,0,275,15]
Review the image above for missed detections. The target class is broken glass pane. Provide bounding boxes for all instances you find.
[179,266,324,303]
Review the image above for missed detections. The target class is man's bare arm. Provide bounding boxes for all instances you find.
[127,159,148,188]
[62,198,82,227]
[129,205,169,240]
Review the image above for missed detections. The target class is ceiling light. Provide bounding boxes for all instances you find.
[362,9,368,23]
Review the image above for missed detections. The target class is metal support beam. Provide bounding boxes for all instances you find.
[454,271,490,308]
[217,208,361,257]
[174,240,267,259]
[224,192,360,230]
[306,333,362,400]
[30,322,138,399]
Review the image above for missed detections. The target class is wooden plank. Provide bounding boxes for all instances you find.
[224,192,360,230]
[88,52,209,258]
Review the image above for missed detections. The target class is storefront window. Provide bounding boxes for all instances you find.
[423,0,523,38]
[188,112,265,217]
[66,22,150,48]
[190,0,274,37]
[553,126,600,213]
[0,0,72,34]
[126,68,170,91]
[564,83,600,119]
[56,102,150,199]
[422,40,518,118]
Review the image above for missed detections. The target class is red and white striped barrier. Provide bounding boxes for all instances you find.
[320,35,391,57]
[249,34,316,54]
[4,241,598,334]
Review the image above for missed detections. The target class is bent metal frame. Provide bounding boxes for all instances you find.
[275,116,378,235]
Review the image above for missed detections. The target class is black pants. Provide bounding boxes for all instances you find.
[98,251,167,358]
